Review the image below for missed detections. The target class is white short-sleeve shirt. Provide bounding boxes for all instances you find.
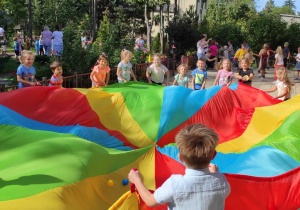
[147,64,168,84]
[154,168,231,210]
[275,54,284,65]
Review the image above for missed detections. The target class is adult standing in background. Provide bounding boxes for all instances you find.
[52,25,63,62]
[42,26,52,56]
[0,26,7,56]
[196,35,205,59]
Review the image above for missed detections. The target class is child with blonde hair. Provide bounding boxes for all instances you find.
[49,61,63,87]
[213,59,234,86]
[274,46,284,80]
[90,53,110,87]
[235,58,254,86]
[146,54,170,85]
[172,64,188,87]
[16,50,41,88]
[128,124,230,209]
[264,67,291,100]
[117,49,137,83]
[244,47,254,64]
[294,47,300,80]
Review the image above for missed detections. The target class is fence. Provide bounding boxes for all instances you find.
[0,59,176,92]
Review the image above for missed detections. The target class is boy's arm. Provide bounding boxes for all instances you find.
[117,67,127,83]
[130,68,137,82]
[191,76,195,90]
[165,70,170,85]
[172,78,177,86]
[146,71,152,84]
[201,79,206,90]
[32,75,41,85]
[128,170,159,207]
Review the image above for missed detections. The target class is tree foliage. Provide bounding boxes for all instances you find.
[244,13,286,52]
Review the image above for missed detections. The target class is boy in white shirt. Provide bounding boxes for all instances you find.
[128,124,231,209]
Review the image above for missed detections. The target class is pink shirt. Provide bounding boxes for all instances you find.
[209,45,218,57]
[91,65,111,86]
[217,69,234,86]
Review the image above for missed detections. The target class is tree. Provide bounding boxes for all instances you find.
[284,0,296,11]
[263,0,275,13]
[272,6,295,15]
[244,13,286,52]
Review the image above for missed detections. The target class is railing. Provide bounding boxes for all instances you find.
[1,59,176,92]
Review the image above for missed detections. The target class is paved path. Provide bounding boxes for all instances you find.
[171,67,300,99]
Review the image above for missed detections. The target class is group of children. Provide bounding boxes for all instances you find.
[16,50,63,89]
[16,46,292,101]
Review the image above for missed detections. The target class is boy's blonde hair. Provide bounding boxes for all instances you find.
[153,53,161,61]
[277,67,291,93]
[121,49,132,60]
[50,61,61,71]
[20,50,34,64]
[177,64,188,72]
[175,124,219,169]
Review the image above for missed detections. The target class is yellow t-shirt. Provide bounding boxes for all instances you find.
[234,49,245,61]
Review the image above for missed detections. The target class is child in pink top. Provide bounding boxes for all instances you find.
[90,53,111,87]
[213,59,234,86]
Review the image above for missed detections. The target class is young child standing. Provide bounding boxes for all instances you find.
[233,44,246,70]
[274,46,284,80]
[117,49,137,83]
[213,59,234,86]
[235,58,254,86]
[49,61,63,87]
[294,47,300,80]
[16,50,41,88]
[90,53,110,87]
[146,54,170,85]
[191,58,207,90]
[264,67,291,100]
[13,37,20,58]
[39,35,44,55]
[128,124,230,209]
[34,36,40,55]
[172,64,188,87]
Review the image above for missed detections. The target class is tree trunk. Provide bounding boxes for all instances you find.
[89,0,97,41]
[28,0,32,46]
[160,4,164,54]
[145,2,153,51]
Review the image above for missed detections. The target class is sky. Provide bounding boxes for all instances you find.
[255,0,300,12]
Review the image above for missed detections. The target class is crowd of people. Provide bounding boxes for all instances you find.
[14,30,298,102]
[12,25,63,63]
[195,35,296,100]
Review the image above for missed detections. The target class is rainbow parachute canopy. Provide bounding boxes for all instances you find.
[0,82,299,209]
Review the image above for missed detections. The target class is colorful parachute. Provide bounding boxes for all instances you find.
[0,82,299,209]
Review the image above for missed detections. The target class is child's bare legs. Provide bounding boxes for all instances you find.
[296,70,300,80]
